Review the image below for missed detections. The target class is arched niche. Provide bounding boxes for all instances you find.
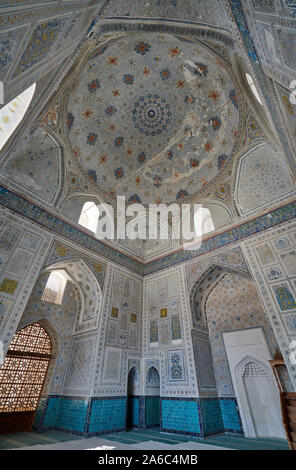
[145,366,160,428]
[117,212,179,260]
[43,258,102,333]
[126,365,140,429]
[16,317,60,399]
[234,354,285,439]
[1,127,63,205]
[145,366,160,396]
[127,365,140,396]
[190,263,249,329]
[61,194,114,237]
[235,141,295,215]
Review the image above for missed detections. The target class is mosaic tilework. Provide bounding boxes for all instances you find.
[246,112,265,142]
[106,270,141,351]
[228,0,296,175]
[168,349,185,381]
[236,142,295,215]
[271,282,296,311]
[0,212,51,350]
[193,338,217,389]
[103,0,231,28]
[63,334,96,395]
[243,222,296,389]
[284,0,296,17]
[1,186,296,276]
[219,398,242,433]
[0,278,18,295]
[41,396,128,436]
[161,399,201,436]
[18,272,79,395]
[13,18,67,77]
[88,397,126,435]
[145,396,160,427]
[66,32,239,204]
[127,397,139,427]
[3,128,61,205]
[32,397,47,430]
[205,272,279,396]
[200,399,224,436]
[284,313,296,333]
[0,27,27,79]
[56,398,88,434]
[42,396,61,428]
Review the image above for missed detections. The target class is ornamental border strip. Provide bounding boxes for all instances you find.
[1,184,296,276]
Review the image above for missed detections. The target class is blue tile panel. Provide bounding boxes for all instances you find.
[145,396,160,427]
[33,397,47,429]
[42,397,87,433]
[200,399,224,436]
[88,397,126,435]
[220,398,242,433]
[127,397,139,427]
[42,396,61,428]
[56,398,88,433]
[41,396,127,436]
[161,399,201,435]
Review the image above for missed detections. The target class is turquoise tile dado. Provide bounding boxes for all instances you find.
[56,398,88,434]
[41,397,88,434]
[87,398,126,435]
[200,399,224,436]
[145,397,160,427]
[127,397,139,427]
[220,399,242,433]
[42,397,61,428]
[161,399,201,436]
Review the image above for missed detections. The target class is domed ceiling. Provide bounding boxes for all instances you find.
[66,33,240,204]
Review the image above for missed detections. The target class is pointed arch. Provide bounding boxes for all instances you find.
[190,262,250,327]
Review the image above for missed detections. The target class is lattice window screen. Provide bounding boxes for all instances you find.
[41,271,67,305]
[0,323,51,413]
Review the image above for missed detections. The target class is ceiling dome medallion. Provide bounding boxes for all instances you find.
[66,33,240,204]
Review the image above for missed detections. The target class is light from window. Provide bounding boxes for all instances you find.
[41,270,67,305]
[246,73,263,105]
[194,207,215,238]
[78,201,100,233]
[0,83,36,151]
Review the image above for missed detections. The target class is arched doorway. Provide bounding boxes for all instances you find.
[0,322,52,433]
[145,366,160,427]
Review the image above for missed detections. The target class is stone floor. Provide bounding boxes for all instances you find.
[0,427,290,450]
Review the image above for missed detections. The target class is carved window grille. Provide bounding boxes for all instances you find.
[41,270,67,305]
[0,323,51,413]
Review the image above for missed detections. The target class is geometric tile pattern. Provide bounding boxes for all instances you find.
[0,278,18,295]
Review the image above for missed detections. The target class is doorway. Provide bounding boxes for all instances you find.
[0,322,52,433]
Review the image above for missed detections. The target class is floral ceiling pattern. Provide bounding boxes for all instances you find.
[66,33,240,204]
